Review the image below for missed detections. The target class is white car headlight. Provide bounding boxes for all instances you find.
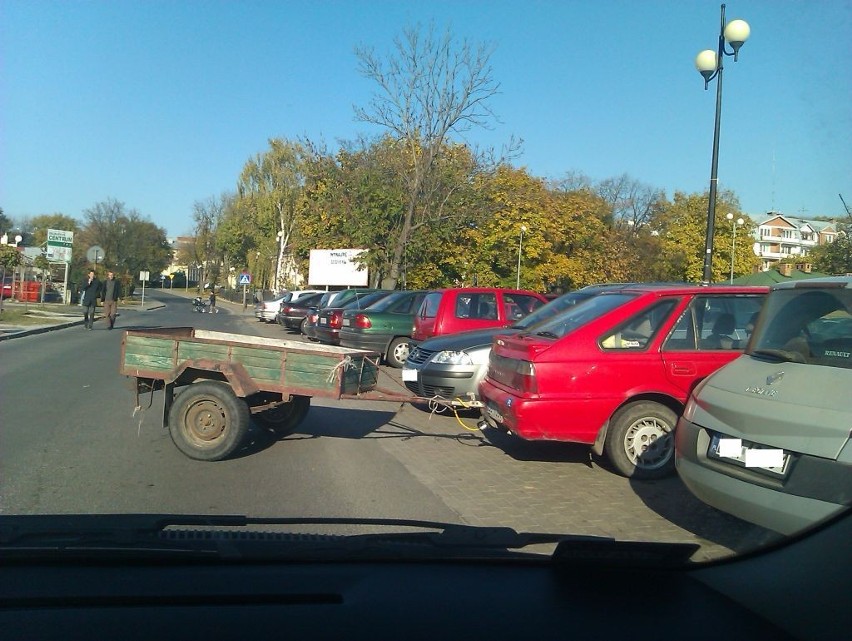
[431,350,474,366]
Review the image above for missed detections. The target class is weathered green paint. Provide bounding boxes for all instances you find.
[123,335,175,371]
[231,345,282,383]
[122,329,380,397]
[179,342,229,362]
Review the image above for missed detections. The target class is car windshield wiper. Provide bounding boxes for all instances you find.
[0,514,698,566]
[535,331,560,339]
[751,348,807,364]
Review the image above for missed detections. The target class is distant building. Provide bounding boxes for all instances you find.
[163,236,198,282]
[752,213,837,272]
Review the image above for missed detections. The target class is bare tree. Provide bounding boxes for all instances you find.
[551,171,593,194]
[354,24,503,288]
[596,174,664,231]
[189,194,229,289]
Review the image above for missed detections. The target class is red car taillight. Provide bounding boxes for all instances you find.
[329,311,343,329]
[308,312,318,323]
[354,314,372,329]
[511,361,538,395]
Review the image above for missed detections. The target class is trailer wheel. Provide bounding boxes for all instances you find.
[253,395,311,436]
[168,381,250,461]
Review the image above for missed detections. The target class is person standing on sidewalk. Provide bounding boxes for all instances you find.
[101,271,122,329]
[81,269,101,330]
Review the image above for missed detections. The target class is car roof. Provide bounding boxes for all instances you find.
[430,287,546,295]
[604,284,770,296]
[772,276,852,290]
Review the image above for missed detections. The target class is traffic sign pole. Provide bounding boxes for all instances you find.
[238,272,252,310]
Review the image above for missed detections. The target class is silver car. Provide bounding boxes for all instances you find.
[676,277,852,535]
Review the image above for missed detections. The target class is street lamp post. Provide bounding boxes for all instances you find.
[516,225,527,289]
[726,213,744,284]
[695,4,750,284]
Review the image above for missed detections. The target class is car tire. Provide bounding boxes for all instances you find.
[386,337,411,368]
[167,381,251,462]
[604,401,677,480]
[300,318,308,335]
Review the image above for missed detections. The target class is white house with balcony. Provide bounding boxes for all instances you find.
[753,213,837,271]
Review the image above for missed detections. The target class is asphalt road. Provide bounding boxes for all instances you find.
[0,289,776,558]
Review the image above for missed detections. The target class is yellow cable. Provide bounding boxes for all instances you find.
[451,398,483,432]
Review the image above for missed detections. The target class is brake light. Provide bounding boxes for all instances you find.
[308,312,318,323]
[329,311,343,329]
[354,314,372,329]
[511,360,538,395]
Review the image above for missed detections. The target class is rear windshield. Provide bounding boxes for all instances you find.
[293,292,324,307]
[749,287,852,369]
[514,289,599,329]
[525,293,636,340]
[340,290,390,310]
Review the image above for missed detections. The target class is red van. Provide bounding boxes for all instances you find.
[411,288,548,342]
[478,284,768,479]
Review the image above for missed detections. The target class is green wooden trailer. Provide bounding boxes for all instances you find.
[120,327,404,461]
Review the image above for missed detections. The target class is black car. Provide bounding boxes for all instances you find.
[314,290,393,345]
[276,291,326,332]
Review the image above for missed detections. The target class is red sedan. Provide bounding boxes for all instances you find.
[478,284,768,479]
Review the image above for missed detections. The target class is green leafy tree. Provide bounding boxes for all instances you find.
[25,214,80,247]
[810,222,852,275]
[0,207,13,235]
[297,136,483,289]
[0,244,22,311]
[221,139,309,290]
[652,190,759,283]
[79,198,170,280]
[461,167,619,292]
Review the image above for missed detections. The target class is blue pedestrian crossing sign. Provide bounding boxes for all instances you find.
[238,272,252,285]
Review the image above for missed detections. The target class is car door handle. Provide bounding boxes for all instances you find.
[671,363,697,376]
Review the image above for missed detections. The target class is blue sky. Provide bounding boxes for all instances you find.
[2,0,850,237]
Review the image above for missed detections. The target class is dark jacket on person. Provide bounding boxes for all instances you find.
[102,278,122,302]
[81,277,102,307]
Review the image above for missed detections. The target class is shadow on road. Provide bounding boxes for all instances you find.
[477,427,594,466]
[228,405,487,459]
[627,475,782,554]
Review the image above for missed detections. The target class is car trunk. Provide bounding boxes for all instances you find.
[486,335,553,392]
[694,356,852,460]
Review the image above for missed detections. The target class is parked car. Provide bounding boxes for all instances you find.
[339,290,430,367]
[411,288,548,343]
[276,291,326,331]
[402,284,626,403]
[676,277,852,535]
[302,289,375,341]
[477,284,768,479]
[314,290,393,345]
[255,290,323,322]
[255,295,288,322]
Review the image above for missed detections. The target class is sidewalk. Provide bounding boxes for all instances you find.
[0,299,165,341]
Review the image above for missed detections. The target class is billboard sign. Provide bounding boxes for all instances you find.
[308,249,368,287]
[46,229,74,263]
